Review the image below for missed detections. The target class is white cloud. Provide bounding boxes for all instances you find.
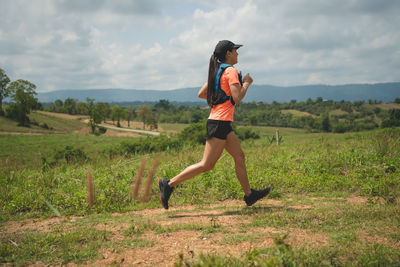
[0,0,399,92]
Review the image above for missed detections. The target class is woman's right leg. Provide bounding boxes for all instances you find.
[225,131,271,206]
[224,131,251,196]
[168,137,226,187]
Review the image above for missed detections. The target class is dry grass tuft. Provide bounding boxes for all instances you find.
[132,158,147,200]
[142,155,160,202]
[87,167,94,207]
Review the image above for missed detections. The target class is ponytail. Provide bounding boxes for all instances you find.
[207,54,220,108]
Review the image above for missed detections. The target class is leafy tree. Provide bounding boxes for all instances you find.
[392,109,400,121]
[190,108,203,123]
[353,100,365,110]
[54,99,63,112]
[86,98,102,133]
[155,99,172,110]
[5,79,39,125]
[340,102,353,113]
[374,107,382,114]
[0,68,11,116]
[248,114,258,125]
[395,98,400,104]
[149,110,159,130]
[76,102,89,115]
[111,105,124,127]
[95,102,110,123]
[63,98,77,114]
[137,105,151,129]
[321,113,331,132]
[124,108,135,127]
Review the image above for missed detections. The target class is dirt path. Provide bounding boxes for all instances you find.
[1,197,354,266]
[99,124,160,136]
[3,195,398,266]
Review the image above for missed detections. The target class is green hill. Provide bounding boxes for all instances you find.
[36,82,400,103]
[0,112,86,134]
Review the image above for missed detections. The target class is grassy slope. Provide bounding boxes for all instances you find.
[29,111,87,133]
[0,111,86,134]
[0,134,140,169]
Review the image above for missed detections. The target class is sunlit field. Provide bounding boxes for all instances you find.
[1,114,399,265]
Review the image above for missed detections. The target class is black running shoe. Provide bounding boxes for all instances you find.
[158,178,174,210]
[244,187,271,206]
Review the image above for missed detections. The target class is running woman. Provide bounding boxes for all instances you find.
[158,40,271,209]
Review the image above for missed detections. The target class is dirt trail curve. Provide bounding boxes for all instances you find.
[99,124,160,136]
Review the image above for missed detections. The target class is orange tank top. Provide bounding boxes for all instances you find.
[208,67,240,122]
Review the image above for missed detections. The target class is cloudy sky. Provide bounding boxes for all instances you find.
[1,0,399,92]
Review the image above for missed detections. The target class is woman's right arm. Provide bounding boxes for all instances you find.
[231,73,253,104]
[198,82,208,99]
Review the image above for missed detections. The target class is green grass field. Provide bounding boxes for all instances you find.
[0,114,399,266]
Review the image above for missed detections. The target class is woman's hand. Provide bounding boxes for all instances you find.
[243,73,253,86]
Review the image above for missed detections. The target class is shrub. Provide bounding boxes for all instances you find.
[98,126,107,134]
[234,126,260,140]
[356,121,377,131]
[94,126,107,136]
[107,135,183,157]
[178,122,207,144]
[381,109,400,128]
[30,119,39,126]
[4,104,20,121]
[40,123,49,129]
[54,145,87,163]
[332,122,349,133]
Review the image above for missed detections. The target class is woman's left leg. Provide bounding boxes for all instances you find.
[168,137,226,187]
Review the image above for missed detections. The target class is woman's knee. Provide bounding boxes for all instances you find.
[200,161,215,172]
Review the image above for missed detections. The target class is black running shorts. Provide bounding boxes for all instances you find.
[206,119,233,140]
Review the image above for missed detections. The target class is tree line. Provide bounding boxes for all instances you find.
[43,96,400,133]
[2,68,399,133]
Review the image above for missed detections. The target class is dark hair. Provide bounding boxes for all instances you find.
[206,51,230,108]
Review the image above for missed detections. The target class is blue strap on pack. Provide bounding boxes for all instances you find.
[214,63,238,106]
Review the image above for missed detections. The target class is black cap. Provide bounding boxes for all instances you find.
[213,40,243,59]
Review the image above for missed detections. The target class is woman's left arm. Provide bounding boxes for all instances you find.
[198,82,208,99]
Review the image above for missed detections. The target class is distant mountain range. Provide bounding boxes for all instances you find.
[37,82,400,103]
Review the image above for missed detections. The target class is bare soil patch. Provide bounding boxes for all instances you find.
[36,110,89,121]
[330,109,348,116]
[281,109,316,117]
[376,103,400,110]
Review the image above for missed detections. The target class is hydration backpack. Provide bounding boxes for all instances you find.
[213,63,243,106]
